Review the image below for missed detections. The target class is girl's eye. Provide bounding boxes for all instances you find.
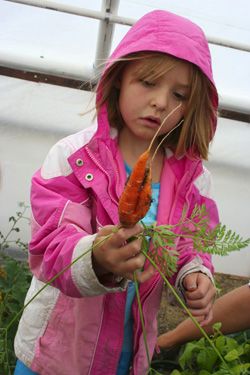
[174,92,187,101]
[140,79,155,87]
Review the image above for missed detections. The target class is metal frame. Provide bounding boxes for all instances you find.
[94,0,120,72]
[1,0,250,123]
[4,0,250,53]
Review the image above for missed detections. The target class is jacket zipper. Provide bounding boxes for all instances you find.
[85,146,121,373]
[105,144,123,200]
[85,146,119,206]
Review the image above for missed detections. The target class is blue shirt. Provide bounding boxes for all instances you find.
[116,163,160,375]
[14,360,38,375]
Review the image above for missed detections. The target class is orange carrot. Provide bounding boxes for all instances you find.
[118,104,183,227]
[118,150,152,227]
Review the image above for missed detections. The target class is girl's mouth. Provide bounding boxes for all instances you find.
[140,116,161,127]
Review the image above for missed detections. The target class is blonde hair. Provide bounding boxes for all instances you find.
[96,52,217,160]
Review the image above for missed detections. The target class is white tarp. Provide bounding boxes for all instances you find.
[1,0,250,111]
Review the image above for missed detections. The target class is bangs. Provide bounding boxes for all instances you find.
[131,53,180,82]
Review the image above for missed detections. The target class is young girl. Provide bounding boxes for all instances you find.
[14,9,219,375]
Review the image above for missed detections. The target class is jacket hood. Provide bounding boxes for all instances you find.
[95,9,218,138]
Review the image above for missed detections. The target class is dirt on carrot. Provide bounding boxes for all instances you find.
[118,149,152,227]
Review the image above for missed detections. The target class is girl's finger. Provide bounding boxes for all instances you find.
[97,225,118,237]
[120,253,146,274]
[186,296,211,309]
[110,224,143,246]
[187,300,213,318]
[120,237,142,259]
[124,266,155,283]
[183,273,198,292]
[185,283,216,301]
[106,253,145,276]
[191,306,214,327]
[199,308,214,326]
[135,266,156,283]
[123,263,155,283]
[105,237,142,263]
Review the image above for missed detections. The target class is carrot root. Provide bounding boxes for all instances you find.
[118,150,152,227]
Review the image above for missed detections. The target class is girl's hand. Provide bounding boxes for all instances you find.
[92,224,155,283]
[182,272,216,326]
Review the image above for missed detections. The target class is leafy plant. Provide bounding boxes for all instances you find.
[0,203,31,374]
[169,324,250,375]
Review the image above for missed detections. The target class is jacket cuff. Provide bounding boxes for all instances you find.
[175,256,214,299]
[71,234,127,296]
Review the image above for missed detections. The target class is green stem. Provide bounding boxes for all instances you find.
[0,206,28,251]
[142,249,232,373]
[147,368,163,375]
[133,273,151,368]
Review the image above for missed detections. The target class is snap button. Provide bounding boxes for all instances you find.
[76,158,84,166]
[85,173,93,181]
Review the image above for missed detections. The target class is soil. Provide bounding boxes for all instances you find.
[158,272,249,335]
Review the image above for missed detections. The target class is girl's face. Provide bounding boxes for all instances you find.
[118,58,191,144]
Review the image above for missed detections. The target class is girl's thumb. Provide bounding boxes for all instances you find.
[183,273,198,291]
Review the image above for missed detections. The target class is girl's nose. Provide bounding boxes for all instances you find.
[150,89,168,111]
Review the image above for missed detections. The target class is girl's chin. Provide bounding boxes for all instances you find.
[122,125,159,143]
[137,129,161,142]
[134,130,155,140]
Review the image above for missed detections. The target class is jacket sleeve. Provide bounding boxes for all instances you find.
[170,166,219,290]
[29,139,127,298]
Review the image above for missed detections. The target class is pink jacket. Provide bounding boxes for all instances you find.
[15,10,219,375]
